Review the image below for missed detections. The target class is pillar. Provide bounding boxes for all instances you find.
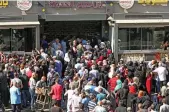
[109,23,118,63]
[36,25,40,49]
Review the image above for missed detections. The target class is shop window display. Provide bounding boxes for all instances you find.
[118,26,169,50]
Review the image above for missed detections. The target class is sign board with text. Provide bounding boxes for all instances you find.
[138,0,168,5]
[0,0,8,8]
[49,1,103,8]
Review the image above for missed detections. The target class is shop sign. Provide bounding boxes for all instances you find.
[49,1,103,8]
[17,0,32,11]
[0,0,8,8]
[138,0,168,5]
[119,0,135,9]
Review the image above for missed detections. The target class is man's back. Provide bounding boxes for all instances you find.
[115,106,126,112]
[52,84,63,100]
[10,86,21,104]
[160,104,169,112]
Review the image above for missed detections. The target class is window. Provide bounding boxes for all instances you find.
[118,26,169,50]
[0,28,35,52]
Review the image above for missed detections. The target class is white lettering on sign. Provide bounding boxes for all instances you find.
[49,1,103,8]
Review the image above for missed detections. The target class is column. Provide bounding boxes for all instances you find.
[36,25,40,49]
[109,23,118,63]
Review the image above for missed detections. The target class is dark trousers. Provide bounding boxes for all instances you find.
[1,89,9,107]
[52,99,61,107]
[21,89,30,107]
[11,104,21,112]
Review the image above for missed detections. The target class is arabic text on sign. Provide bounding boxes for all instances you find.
[0,0,8,8]
[49,1,103,8]
[138,0,168,5]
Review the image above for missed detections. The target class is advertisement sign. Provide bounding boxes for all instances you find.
[0,0,8,8]
[119,0,134,9]
[17,0,32,11]
[49,1,103,8]
[138,0,168,5]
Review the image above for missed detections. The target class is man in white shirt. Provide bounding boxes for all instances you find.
[160,98,169,112]
[71,89,82,112]
[40,49,48,60]
[153,62,168,88]
[64,86,75,112]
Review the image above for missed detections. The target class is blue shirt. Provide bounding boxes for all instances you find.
[52,42,59,50]
[10,86,21,104]
[96,93,106,102]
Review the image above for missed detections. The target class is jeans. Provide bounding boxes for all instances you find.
[21,90,30,107]
[11,104,21,112]
[29,88,35,109]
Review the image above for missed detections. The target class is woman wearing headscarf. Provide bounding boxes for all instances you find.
[146,71,153,95]
[114,75,122,93]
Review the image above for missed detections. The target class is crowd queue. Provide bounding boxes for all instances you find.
[0,35,169,112]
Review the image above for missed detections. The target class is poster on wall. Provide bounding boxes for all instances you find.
[17,0,32,11]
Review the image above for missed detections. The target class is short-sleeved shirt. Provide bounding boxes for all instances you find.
[10,86,21,104]
[96,93,106,102]
[51,83,63,100]
[11,78,22,87]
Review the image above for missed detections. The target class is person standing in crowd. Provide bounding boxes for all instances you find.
[115,100,127,112]
[41,35,48,52]
[160,98,169,112]
[153,62,168,88]
[49,78,63,107]
[71,89,82,112]
[19,69,30,108]
[50,101,63,112]
[10,81,21,112]
[29,72,37,111]
[11,72,23,89]
[53,38,61,51]
[0,65,9,107]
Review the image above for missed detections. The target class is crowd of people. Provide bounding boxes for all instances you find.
[0,35,169,112]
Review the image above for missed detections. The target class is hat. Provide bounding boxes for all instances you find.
[52,56,56,59]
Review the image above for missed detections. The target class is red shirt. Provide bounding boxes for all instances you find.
[107,77,118,91]
[26,70,32,79]
[51,83,63,100]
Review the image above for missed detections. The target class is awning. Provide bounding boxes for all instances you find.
[115,19,169,24]
[45,14,107,21]
[0,21,40,26]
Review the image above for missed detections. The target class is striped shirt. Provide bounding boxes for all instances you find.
[88,101,96,112]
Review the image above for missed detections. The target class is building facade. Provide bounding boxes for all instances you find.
[109,0,169,62]
[0,1,40,53]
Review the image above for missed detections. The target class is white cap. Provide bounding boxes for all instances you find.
[52,56,56,59]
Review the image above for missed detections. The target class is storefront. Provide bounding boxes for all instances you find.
[0,1,40,53]
[109,0,169,62]
[40,1,109,42]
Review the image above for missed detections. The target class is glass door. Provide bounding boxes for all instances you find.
[0,27,36,52]
[0,28,11,51]
[11,29,25,51]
